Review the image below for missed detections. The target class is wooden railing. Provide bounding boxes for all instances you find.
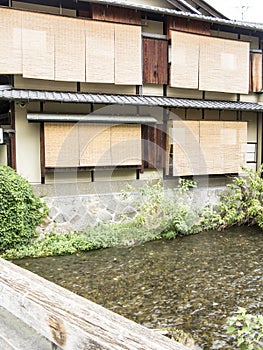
[0,258,191,350]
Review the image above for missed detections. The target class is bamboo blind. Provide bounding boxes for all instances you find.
[111,125,141,165]
[79,124,112,166]
[170,120,201,176]
[22,12,55,80]
[169,120,247,176]
[0,8,22,74]
[170,31,199,89]
[114,24,142,85]
[199,36,250,94]
[45,123,142,168]
[44,123,79,167]
[251,53,263,92]
[85,21,115,83]
[55,17,85,82]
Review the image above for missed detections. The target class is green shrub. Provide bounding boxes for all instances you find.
[2,233,97,259]
[0,166,48,251]
[201,165,263,230]
[226,307,263,350]
[121,178,200,240]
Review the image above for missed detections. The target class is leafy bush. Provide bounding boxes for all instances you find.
[121,178,200,240]
[201,165,263,230]
[226,307,263,350]
[0,166,48,251]
[2,233,97,259]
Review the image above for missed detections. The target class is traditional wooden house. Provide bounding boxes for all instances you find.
[0,0,263,186]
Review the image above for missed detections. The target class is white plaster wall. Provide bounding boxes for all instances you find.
[167,87,202,99]
[15,105,41,183]
[12,1,76,16]
[205,91,237,101]
[242,112,258,142]
[142,84,164,96]
[142,20,164,34]
[240,93,258,103]
[45,171,92,184]
[0,145,7,166]
[14,75,77,92]
[80,83,136,95]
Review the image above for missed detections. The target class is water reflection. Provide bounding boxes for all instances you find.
[14,226,263,349]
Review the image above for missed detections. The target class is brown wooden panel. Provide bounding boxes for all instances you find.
[250,53,262,92]
[167,16,210,38]
[91,4,141,25]
[143,38,168,84]
[142,125,166,169]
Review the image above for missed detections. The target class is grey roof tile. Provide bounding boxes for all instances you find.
[0,88,263,112]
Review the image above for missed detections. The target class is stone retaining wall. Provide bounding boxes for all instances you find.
[37,185,224,236]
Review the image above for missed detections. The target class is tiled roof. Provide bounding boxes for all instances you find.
[0,88,263,112]
[87,0,263,31]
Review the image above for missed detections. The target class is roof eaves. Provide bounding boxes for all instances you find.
[0,88,263,112]
[86,0,263,32]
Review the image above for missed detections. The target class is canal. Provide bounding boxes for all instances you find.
[14,226,263,349]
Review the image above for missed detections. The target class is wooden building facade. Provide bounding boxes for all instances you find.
[0,0,263,185]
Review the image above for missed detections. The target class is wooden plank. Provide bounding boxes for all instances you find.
[143,38,168,84]
[167,16,211,39]
[142,125,166,169]
[91,3,141,25]
[0,258,190,350]
[0,306,52,350]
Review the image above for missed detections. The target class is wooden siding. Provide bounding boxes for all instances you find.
[143,38,168,84]
[142,125,166,169]
[167,16,211,38]
[91,4,141,25]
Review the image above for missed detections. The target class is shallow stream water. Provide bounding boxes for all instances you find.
[14,226,263,349]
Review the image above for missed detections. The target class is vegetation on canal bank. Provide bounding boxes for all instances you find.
[1,165,263,260]
[0,166,48,252]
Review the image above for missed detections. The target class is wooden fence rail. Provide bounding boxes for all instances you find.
[0,258,190,350]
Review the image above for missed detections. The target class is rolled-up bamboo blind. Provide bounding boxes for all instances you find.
[55,16,85,82]
[114,24,142,85]
[44,123,79,167]
[85,21,115,83]
[250,53,263,92]
[199,36,249,94]
[0,8,22,74]
[170,31,199,89]
[22,12,55,80]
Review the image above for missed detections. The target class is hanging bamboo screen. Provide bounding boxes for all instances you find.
[199,36,250,94]
[55,17,85,82]
[79,124,112,166]
[45,123,142,168]
[170,31,200,89]
[111,125,142,165]
[250,53,263,92]
[169,120,247,176]
[22,12,55,80]
[0,8,22,74]
[85,21,115,83]
[44,123,79,167]
[170,120,201,176]
[114,24,142,85]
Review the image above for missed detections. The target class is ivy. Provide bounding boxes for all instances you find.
[0,166,48,251]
